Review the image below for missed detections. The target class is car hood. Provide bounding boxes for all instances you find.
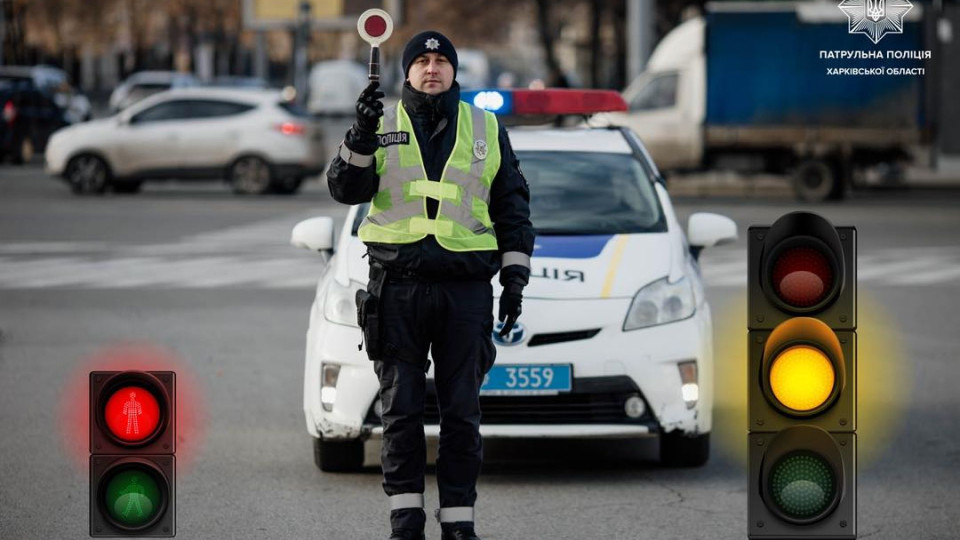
[343,233,675,300]
[56,117,118,138]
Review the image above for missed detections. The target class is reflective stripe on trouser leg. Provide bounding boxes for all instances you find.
[389,493,425,510]
[437,507,475,523]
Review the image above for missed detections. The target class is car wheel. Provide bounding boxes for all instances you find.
[66,154,110,195]
[660,432,709,468]
[112,181,143,194]
[272,175,304,195]
[13,137,35,164]
[313,437,364,472]
[230,156,273,195]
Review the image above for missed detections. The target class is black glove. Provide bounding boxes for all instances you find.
[355,81,384,135]
[498,285,523,338]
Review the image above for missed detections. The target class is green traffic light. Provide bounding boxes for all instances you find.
[103,468,162,528]
[768,451,837,520]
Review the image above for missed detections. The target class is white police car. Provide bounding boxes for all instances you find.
[292,89,737,471]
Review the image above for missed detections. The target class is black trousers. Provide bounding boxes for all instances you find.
[373,276,496,531]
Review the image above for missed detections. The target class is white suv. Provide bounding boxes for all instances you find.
[45,88,325,195]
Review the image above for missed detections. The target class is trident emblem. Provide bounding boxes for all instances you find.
[866,0,885,22]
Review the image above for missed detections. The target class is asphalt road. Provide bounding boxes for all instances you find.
[1,161,958,539]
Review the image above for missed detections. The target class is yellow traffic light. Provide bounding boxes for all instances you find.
[769,345,835,412]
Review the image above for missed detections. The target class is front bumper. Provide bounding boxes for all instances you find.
[304,297,713,441]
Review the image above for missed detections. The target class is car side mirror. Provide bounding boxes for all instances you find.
[291,217,336,254]
[687,212,738,261]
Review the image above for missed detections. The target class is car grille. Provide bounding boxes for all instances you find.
[527,328,601,347]
[364,376,656,426]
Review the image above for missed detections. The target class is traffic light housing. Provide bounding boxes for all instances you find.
[748,212,856,539]
[90,371,175,537]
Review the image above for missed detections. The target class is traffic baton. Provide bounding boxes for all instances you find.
[357,9,394,82]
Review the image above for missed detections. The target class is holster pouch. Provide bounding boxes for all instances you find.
[356,262,387,361]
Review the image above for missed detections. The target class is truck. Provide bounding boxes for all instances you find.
[594,1,932,201]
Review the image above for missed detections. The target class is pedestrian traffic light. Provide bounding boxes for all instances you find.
[748,212,856,539]
[90,371,175,537]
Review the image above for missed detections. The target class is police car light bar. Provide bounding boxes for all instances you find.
[461,89,627,116]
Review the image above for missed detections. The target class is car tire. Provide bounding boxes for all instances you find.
[313,437,364,473]
[66,154,111,195]
[112,181,143,194]
[272,175,304,195]
[660,432,709,468]
[230,156,273,195]
[11,137,35,165]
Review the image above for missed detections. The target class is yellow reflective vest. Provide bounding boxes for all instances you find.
[358,100,501,252]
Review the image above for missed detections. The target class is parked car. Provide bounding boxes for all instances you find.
[1,78,68,164]
[292,89,738,472]
[45,87,325,195]
[308,60,368,116]
[109,71,200,113]
[208,76,273,90]
[0,65,92,124]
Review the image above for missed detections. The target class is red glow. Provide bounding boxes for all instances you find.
[3,101,16,123]
[277,122,305,136]
[512,89,627,115]
[103,385,162,442]
[59,343,207,474]
[364,16,387,37]
[772,247,833,308]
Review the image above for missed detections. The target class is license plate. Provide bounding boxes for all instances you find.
[480,364,572,395]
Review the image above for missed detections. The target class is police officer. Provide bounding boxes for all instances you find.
[327,31,534,540]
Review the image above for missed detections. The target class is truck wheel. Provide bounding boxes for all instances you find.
[660,432,710,467]
[791,160,835,202]
[313,437,364,472]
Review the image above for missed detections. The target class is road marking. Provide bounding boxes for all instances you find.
[2,242,958,290]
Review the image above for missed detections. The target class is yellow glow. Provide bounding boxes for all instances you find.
[710,290,910,472]
[769,345,835,411]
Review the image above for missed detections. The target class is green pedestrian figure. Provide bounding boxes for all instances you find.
[121,476,145,518]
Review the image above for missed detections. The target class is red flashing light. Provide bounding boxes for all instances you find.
[512,89,627,116]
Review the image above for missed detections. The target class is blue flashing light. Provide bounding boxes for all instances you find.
[462,90,513,115]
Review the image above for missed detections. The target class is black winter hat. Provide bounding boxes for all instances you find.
[401,31,458,79]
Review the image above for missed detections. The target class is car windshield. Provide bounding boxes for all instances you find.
[516,151,665,235]
[350,151,665,236]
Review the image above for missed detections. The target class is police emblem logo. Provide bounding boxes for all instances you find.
[473,140,488,160]
[425,38,440,50]
[838,0,913,44]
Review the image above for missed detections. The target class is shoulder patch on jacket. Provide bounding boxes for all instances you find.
[378,131,410,147]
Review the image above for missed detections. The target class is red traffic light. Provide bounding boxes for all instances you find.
[90,371,176,537]
[771,246,834,308]
[103,385,162,443]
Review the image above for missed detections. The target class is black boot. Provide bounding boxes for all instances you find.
[388,529,425,540]
[440,524,481,540]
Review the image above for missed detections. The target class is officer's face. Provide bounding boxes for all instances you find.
[408,53,454,95]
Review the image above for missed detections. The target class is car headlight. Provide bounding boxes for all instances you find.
[623,276,696,331]
[323,278,365,327]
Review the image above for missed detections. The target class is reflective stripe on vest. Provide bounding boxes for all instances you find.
[358,100,501,252]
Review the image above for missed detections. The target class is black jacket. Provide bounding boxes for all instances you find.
[327,82,534,288]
